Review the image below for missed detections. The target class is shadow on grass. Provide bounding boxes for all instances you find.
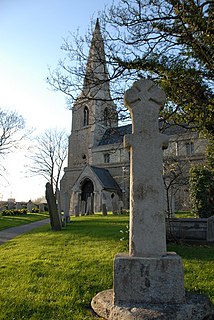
[168,243,214,261]
[64,215,129,241]
[29,215,129,241]
[28,215,213,263]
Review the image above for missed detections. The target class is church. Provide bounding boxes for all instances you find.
[60,20,207,216]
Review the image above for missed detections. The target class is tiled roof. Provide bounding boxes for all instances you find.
[99,125,131,145]
[99,122,188,146]
[91,166,121,191]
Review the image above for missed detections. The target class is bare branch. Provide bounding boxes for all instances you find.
[27,128,68,195]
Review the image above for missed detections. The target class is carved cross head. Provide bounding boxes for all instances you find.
[124,79,166,135]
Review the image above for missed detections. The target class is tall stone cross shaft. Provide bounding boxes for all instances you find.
[124,79,168,257]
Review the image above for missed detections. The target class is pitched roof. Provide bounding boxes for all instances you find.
[99,124,132,145]
[98,122,188,146]
[91,166,121,191]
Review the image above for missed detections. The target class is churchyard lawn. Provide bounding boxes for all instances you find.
[175,211,196,218]
[0,212,49,231]
[0,214,213,319]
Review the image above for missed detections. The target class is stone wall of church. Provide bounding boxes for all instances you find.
[163,133,207,158]
[92,144,129,166]
[60,167,82,214]
[68,127,92,167]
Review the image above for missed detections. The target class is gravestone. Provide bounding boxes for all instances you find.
[86,196,92,214]
[91,79,213,319]
[39,203,45,212]
[111,194,119,215]
[56,188,62,217]
[27,200,34,213]
[81,200,86,215]
[74,205,79,217]
[45,182,62,231]
[102,203,107,216]
[63,192,70,223]
[15,202,22,210]
[8,200,15,210]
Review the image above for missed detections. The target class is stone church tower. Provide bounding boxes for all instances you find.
[68,19,118,169]
[60,20,123,215]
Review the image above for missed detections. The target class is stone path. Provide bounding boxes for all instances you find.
[0,218,50,245]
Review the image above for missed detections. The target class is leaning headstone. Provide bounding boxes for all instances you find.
[91,79,213,319]
[45,182,62,231]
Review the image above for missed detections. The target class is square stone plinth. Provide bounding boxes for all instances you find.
[114,253,185,306]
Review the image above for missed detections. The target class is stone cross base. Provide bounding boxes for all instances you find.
[114,253,185,306]
[91,289,213,320]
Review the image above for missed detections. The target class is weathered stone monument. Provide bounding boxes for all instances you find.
[91,79,213,319]
[102,203,108,216]
[15,202,22,210]
[62,192,71,223]
[45,182,62,231]
[27,200,34,213]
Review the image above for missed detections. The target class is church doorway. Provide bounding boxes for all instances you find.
[81,179,94,214]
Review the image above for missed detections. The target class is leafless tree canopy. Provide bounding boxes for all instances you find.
[0,109,26,156]
[28,129,68,195]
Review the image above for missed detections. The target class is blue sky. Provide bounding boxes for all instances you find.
[0,0,112,201]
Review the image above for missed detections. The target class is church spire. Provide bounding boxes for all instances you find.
[82,19,110,98]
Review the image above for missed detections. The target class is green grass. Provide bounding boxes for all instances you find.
[175,211,197,218]
[169,244,214,302]
[0,212,49,230]
[0,214,213,319]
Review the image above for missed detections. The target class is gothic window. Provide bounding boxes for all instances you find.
[185,141,194,156]
[175,141,179,156]
[83,106,89,126]
[104,108,109,126]
[104,153,110,163]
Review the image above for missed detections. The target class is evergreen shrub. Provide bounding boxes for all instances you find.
[189,165,214,218]
[2,209,27,216]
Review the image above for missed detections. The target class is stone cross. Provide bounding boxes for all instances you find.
[124,79,168,257]
[91,79,213,318]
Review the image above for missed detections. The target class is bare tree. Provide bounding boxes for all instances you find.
[163,155,189,217]
[0,108,26,156]
[0,108,28,183]
[28,128,68,195]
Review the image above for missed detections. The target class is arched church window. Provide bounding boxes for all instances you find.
[104,108,108,126]
[84,106,89,126]
[104,153,110,163]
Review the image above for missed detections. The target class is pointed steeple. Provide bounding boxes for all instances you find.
[82,19,111,98]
